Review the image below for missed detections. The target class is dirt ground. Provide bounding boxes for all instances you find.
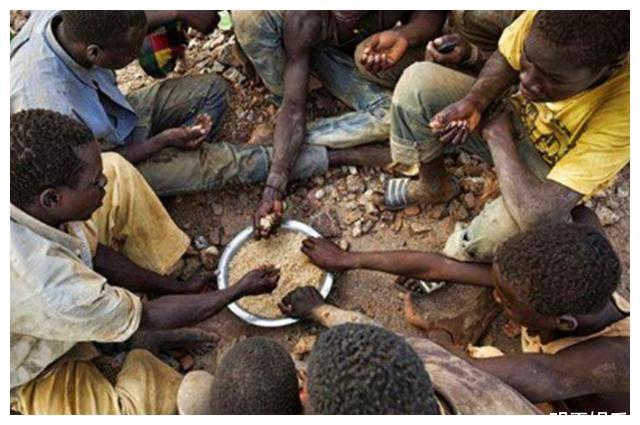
[11,13,631,374]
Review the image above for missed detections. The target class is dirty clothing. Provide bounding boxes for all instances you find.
[499,11,630,196]
[232,10,393,149]
[11,153,189,413]
[124,74,329,196]
[10,10,329,197]
[391,61,550,261]
[442,10,522,73]
[14,349,182,415]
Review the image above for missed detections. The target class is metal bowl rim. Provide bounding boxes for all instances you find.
[217,219,334,327]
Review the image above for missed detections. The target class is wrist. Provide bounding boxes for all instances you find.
[149,133,171,151]
[266,172,288,194]
[263,185,284,201]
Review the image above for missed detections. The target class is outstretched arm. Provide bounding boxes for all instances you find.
[253,11,323,238]
[140,266,279,330]
[469,338,630,405]
[302,237,494,287]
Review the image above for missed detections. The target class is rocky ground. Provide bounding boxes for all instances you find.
[11,12,630,375]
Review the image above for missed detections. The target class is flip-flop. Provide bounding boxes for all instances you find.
[384,177,460,211]
[384,177,412,211]
[395,278,447,295]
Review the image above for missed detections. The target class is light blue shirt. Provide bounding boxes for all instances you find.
[10,10,138,146]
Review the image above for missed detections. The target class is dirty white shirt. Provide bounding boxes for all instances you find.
[10,204,142,390]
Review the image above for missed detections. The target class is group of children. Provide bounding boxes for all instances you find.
[10,10,629,415]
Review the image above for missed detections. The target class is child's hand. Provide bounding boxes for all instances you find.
[159,113,213,150]
[278,286,325,319]
[301,237,354,272]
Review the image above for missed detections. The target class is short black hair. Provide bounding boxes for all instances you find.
[307,324,438,414]
[494,223,621,316]
[210,337,302,414]
[61,10,147,46]
[10,109,94,209]
[531,11,629,70]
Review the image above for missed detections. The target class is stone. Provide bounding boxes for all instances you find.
[460,177,485,195]
[212,204,223,216]
[596,205,621,227]
[391,217,403,233]
[410,222,431,235]
[210,60,226,74]
[310,211,341,238]
[427,204,448,220]
[364,202,379,216]
[200,246,221,270]
[348,166,358,175]
[314,188,326,200]
[312,176,326,186]
[193,235,209,250]
[403,206,421,217]
[247,123,273,145]
[381,211,395,223]
[222,67,246,84]
[449,200,469,221]
[346,175,365,194]
[180,257,202,281]
[352,220,363,238]
[338,240,350,251]
[344,210,361,226]
[208,225,225,246]
[462,192,476,210]
[616,182,629,198]
[361,220,375,234]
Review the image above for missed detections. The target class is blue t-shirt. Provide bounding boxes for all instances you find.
[10,11,138,146]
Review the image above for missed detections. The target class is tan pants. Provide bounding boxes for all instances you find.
[90,152,190,274]
[15,350,182,415]
[14,153,190,414]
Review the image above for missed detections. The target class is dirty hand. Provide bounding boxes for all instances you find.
[430,97,483,145]
[236,265,280,296]
[159,113,213,150]
[278,286,325,319]
[253,188,284,239]
[425,34,472,66]
[177,10,220,34]
[301,237,353,272]
[360,31,409,74]
[183,270,218,293]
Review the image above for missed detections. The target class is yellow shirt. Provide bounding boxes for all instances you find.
[498,11,630,195]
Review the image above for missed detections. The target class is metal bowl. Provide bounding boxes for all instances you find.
[217,220,334,327]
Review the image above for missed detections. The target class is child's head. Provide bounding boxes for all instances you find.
[520,11,629,102]
[61,10,147,69]
[11,109,106,224]
[209,337,303,414]
[493,223,621,332]
[306,323,439,414]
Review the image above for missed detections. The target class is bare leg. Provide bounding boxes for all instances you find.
[327,142,391,168]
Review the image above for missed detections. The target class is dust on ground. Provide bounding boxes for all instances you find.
[11,13,631,374]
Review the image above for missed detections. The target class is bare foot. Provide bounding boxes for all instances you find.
[130,328,220,353]
[406,176,459,205]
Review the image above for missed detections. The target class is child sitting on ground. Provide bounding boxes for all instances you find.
[296,222,629,413]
